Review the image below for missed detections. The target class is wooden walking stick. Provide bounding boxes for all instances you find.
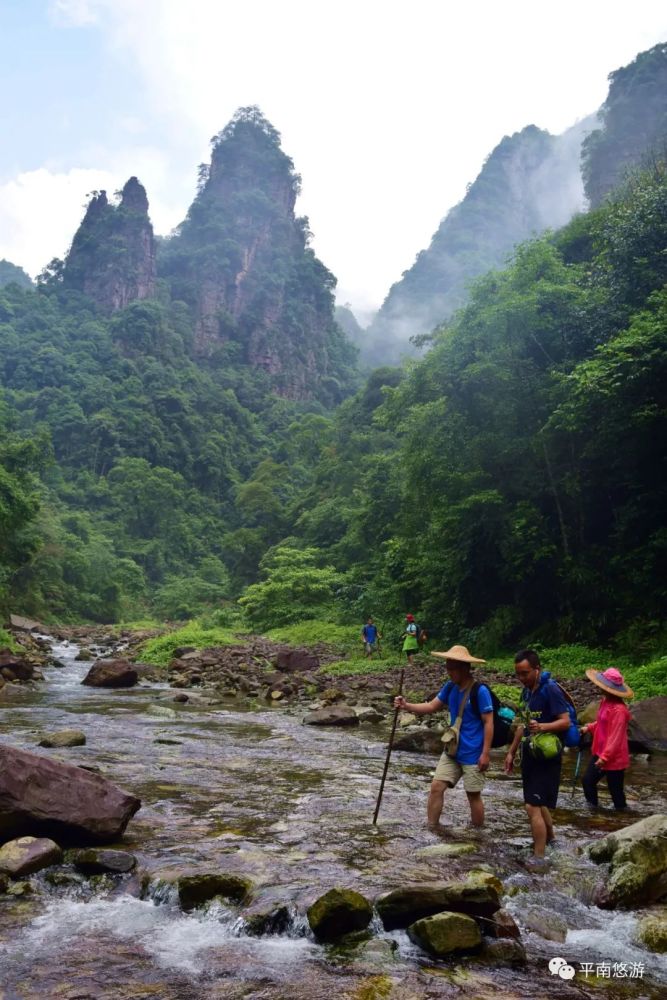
[372,662,405,825]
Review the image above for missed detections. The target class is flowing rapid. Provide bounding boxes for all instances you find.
[0,634,665,999]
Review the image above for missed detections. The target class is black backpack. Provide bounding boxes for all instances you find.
[441,680,514,748]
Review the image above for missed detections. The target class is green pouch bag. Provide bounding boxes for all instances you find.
[529,732,563,760]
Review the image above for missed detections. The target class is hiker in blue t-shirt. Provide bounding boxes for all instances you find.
[394,644,494,832]
[504,649,571,869]
[361,618,379,658]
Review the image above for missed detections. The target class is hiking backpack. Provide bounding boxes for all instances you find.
[441,680,514,748]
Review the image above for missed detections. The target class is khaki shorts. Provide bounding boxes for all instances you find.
[433,753,486,792]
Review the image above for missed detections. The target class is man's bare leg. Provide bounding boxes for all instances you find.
[466,790,484,827]
[525,803,548,857]
[427,779,448,830]
[543,807,555,844]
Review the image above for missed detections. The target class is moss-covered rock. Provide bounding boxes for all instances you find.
[375,880,500,930]
[37,729,86,748]
[177,873,253,911]
[588,814,667,908]
[307,887,373,941]
[407,910,482,957]
[636,911,667,952]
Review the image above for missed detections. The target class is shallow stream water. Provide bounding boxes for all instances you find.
[0,636,665,999]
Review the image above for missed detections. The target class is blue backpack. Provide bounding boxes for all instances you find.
[523,671,580,749]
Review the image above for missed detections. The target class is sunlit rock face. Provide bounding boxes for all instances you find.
[63,177,157,312]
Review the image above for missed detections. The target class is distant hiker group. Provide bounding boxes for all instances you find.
[388,635,633,868]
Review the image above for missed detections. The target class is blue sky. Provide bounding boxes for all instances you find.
[1,1,666,316]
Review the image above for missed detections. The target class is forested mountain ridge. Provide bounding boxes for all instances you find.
[1,50,666,654]
[277,160,667,652]
[362,118,592,363]
[0,108,359,622]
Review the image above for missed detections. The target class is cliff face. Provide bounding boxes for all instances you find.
[63,177,156,312]
[363,120,594,364]
[160,107,356,400]
[583,43,667,207]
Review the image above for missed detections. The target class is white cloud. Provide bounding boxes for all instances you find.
[20,2,667,310]
[0,150,182,277]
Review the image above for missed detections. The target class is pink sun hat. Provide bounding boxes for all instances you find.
[585,666,634,699]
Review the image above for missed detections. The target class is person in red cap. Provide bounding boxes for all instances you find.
[580,667,633,811]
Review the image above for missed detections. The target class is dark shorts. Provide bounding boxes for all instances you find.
[521,746,562,809]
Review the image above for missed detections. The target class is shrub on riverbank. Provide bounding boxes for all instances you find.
[139,623,241,666]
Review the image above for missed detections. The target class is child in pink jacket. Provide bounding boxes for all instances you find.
[581,667,633,810]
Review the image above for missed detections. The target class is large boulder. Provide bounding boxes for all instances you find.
[0,745,141,844]
[0,836,63,877]
[629,698,667,752]
[589,814,667,908]
[303,706,360,727]
[82,659,138,688]
[275,649,320,673]
[407,911,482,957]
[307,888,373,941]
[376,881,500,930]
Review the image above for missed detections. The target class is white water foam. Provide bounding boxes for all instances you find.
[0,896,318,977]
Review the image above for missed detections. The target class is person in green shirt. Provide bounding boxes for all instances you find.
[402,614,419,664]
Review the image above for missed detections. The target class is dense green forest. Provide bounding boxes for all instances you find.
[0,48,665,661]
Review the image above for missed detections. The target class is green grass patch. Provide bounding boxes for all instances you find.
[0,627,19,651]
[139,622,242,666]
[319,655,401,678]
[485,645,633,680]
[111,619,163,632]
[623,657,667,699]
[484,645,667,699]
[266,619,362,652]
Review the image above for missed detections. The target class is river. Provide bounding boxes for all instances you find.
[0,635,665,999]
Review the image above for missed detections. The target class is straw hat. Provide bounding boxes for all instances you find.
[585,667,633,699]
[431,644,486,665]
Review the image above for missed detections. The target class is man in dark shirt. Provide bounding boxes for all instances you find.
[504,649,570,868]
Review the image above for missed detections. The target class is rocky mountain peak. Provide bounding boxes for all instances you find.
[63,177,156,313]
